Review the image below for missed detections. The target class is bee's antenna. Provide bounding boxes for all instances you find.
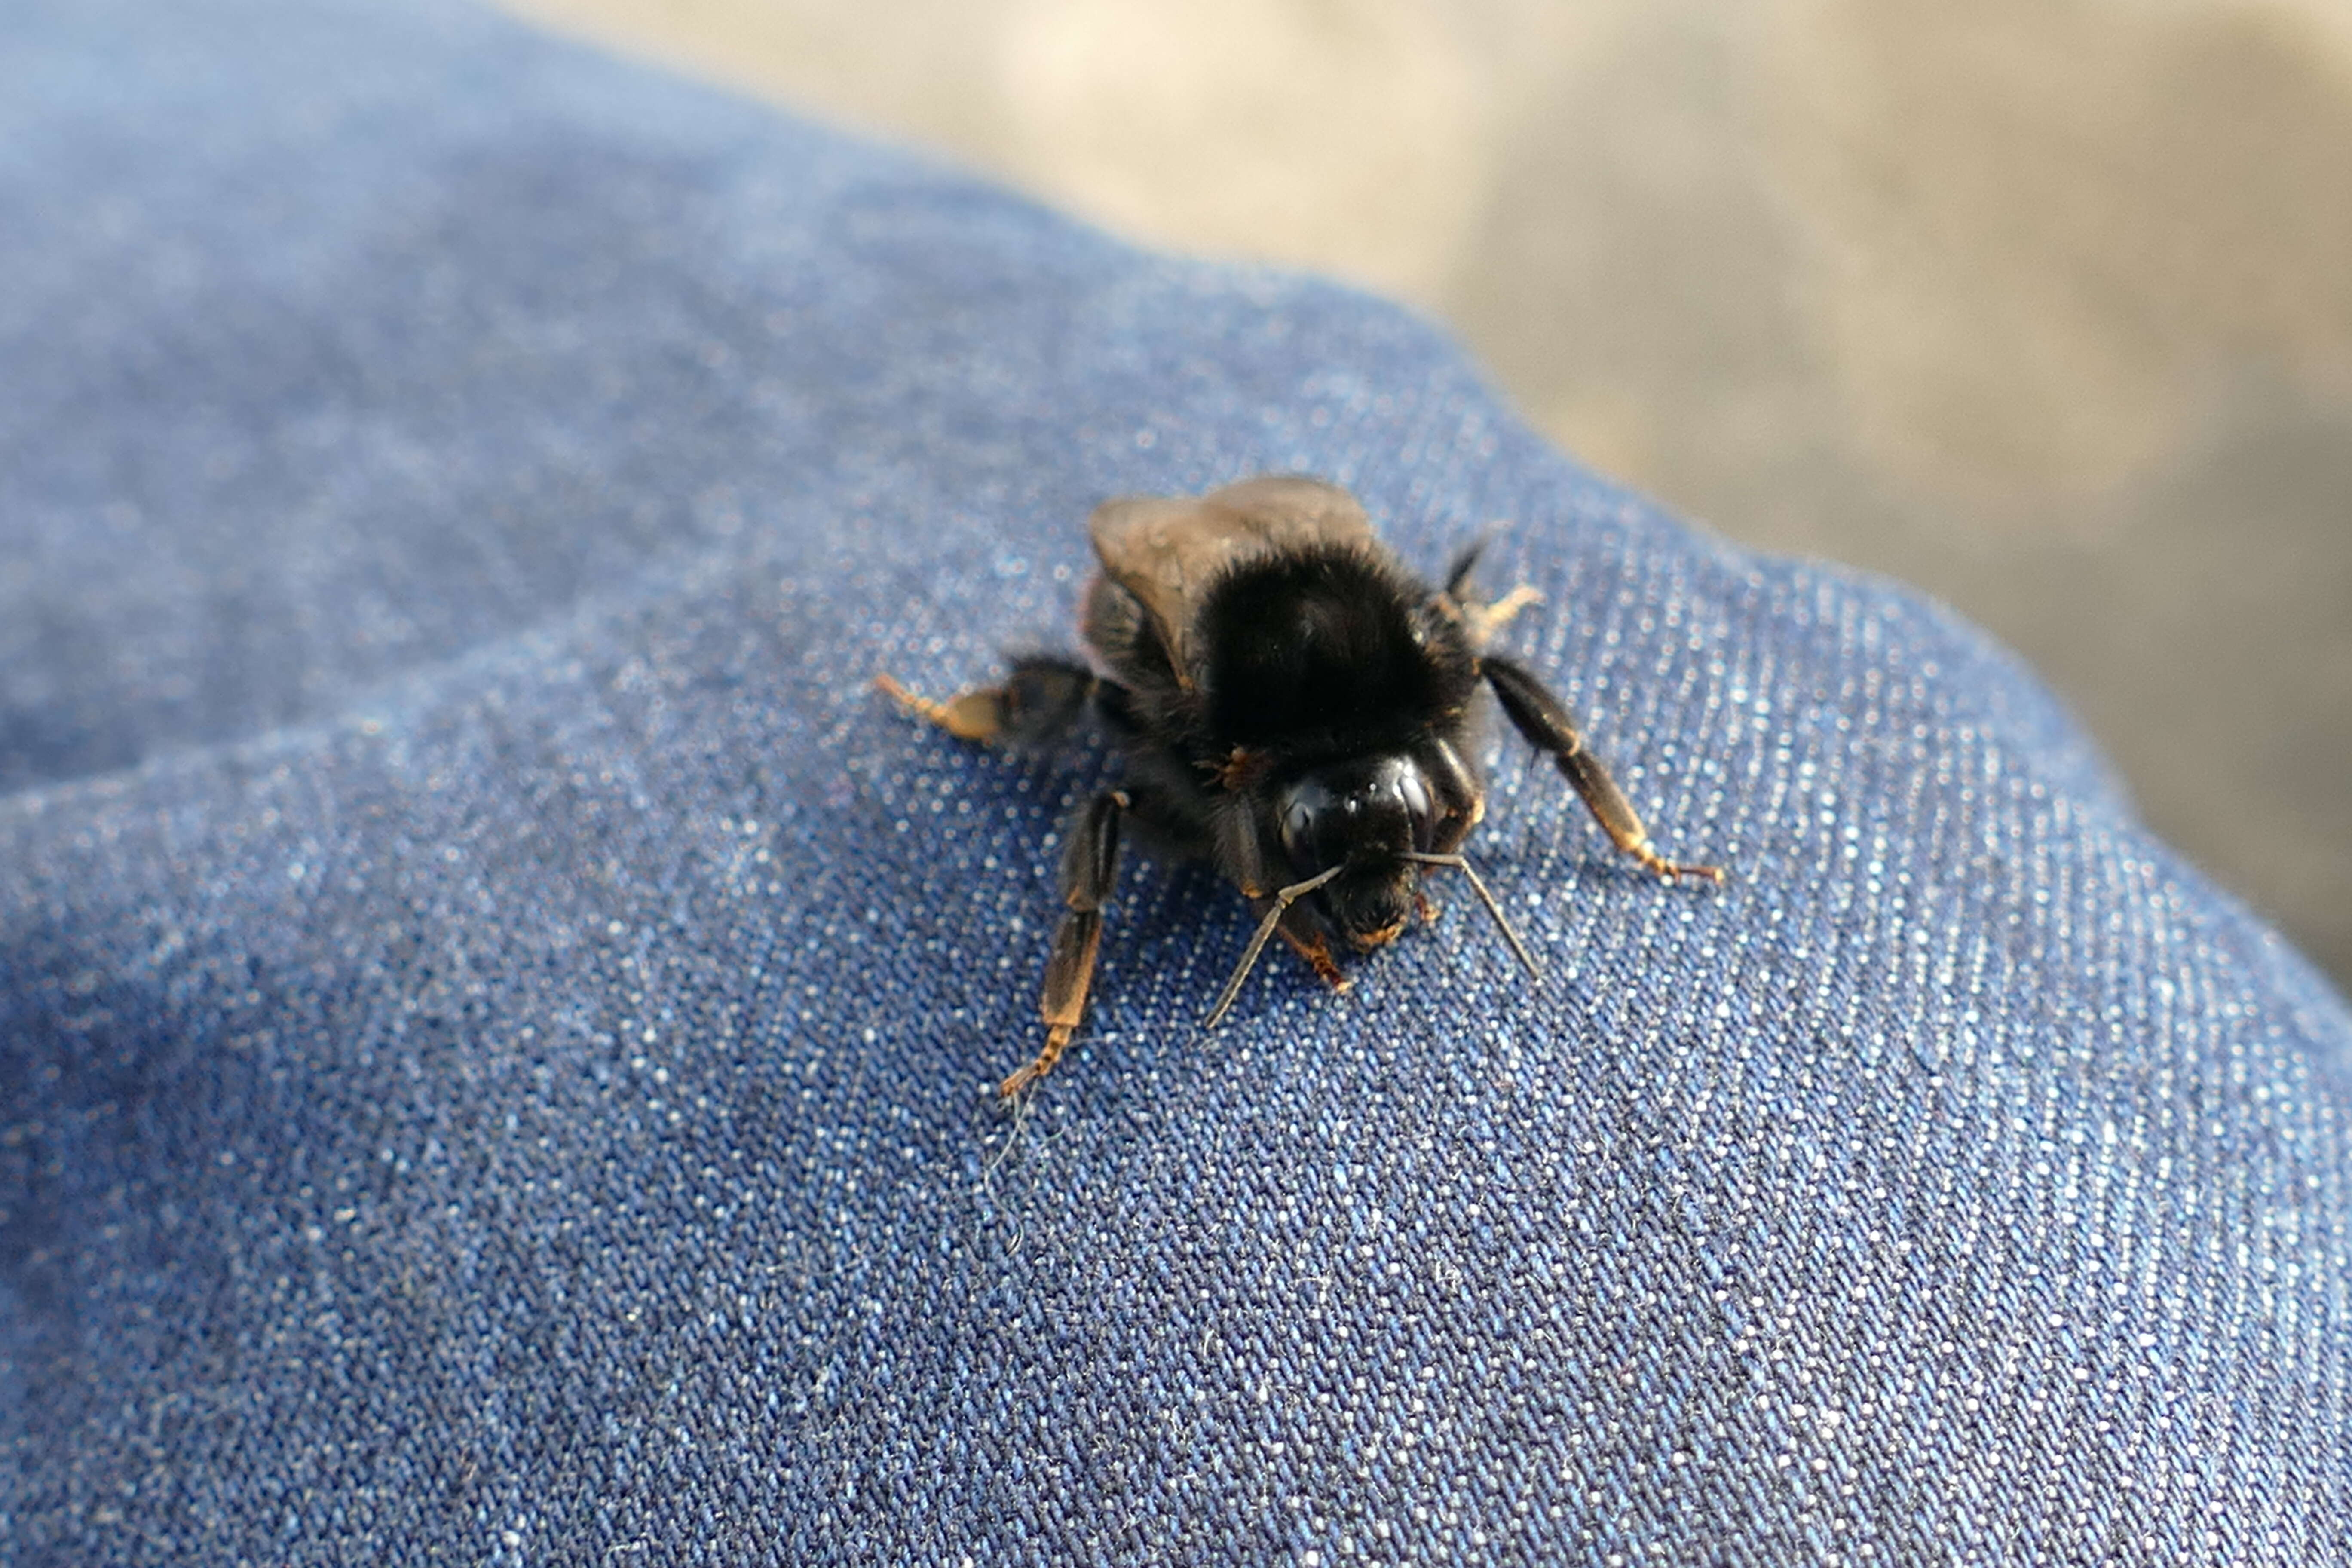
[1203,865,1344,1030]
[1402,852,1544,983]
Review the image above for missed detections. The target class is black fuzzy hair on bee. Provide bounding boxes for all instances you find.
[1199,544,1478,756]
[878,475,1724,1100]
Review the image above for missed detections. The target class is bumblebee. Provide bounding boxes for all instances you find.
[880,476,1721,1099]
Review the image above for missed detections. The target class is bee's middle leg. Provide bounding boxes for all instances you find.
[1482,654,1724,883]
[999,787,1127,1100]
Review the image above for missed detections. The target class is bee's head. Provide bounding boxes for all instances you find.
[1276,755,1436,950]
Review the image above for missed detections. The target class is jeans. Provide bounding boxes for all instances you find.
[4,0,2346,1561]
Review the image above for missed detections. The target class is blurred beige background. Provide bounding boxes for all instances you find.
[503,0,2352,989]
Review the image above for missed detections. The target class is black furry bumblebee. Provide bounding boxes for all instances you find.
[881,476,1722,1099]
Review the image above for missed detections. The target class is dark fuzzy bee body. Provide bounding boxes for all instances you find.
[879,476,1721,1099]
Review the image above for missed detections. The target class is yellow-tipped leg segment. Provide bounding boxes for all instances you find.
[1482,654,1726,885]
[879,658,1102,749]
[999,1024,1075,1101]
[995,790,1126,1103]
[874,673,1006,742]
[1464,583,1544,646]
[1624,838,1727,884]
[1276,925,1351,991]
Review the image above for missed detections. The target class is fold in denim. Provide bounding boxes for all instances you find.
[3,0,2346,1561]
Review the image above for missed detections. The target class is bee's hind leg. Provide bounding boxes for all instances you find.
[876,655,1101,747]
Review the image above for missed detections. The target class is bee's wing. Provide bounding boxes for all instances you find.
[1087,476,1375,686]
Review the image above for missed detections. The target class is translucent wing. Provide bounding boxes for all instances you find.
[1087,476,1376,686]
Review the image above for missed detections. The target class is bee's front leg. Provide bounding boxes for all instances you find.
[1274,922,1350,992]
[1482,655,1725,883]
[999,788,1127,1101]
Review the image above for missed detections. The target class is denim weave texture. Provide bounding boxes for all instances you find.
[3,0,2349,1563]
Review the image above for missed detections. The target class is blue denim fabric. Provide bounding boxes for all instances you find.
[5,1,2349,1562]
